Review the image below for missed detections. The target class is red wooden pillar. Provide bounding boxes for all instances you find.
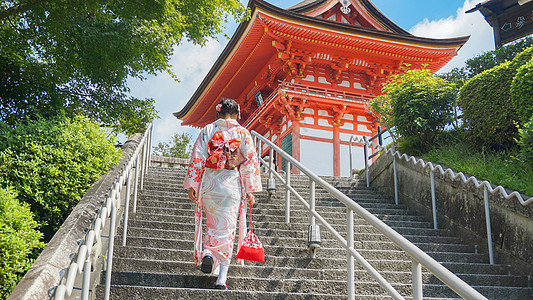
[333,125,340,177]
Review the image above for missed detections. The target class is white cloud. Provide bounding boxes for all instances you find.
[409,0,494,73]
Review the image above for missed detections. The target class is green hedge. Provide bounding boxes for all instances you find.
[459,45,533,149]
[0,187,45,300]
[511,57,533,125]
[459,61,518,149]
[0,115,122,240]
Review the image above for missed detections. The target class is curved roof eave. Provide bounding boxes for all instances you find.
[288,0,410,35]
[174,0,470,121]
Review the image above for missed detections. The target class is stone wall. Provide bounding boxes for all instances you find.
[151,155,188,168]
[368,151,533,277]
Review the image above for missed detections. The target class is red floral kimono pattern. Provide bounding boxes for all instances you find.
[183,119,262,271]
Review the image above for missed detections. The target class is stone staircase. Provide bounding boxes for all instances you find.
[95,166,532,299]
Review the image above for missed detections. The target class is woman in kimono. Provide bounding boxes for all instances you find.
[183,98,262,290]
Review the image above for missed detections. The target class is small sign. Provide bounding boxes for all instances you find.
[497,2,533,46]
[255,90,264,107]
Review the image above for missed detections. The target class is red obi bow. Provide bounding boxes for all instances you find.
[206,130,242,169]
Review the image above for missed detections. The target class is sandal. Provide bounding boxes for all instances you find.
[201,255,213,274]
[214,284,227,290]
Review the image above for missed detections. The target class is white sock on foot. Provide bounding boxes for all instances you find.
[216,264,229,286]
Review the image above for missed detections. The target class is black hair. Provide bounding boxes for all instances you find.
[217,98,239,117]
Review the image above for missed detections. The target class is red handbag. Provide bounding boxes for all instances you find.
[236,205,265,263]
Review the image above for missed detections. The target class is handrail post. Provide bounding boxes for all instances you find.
[147,125,153,168]
[412,260,423,300]
[285,161,291,223]
[140,141,146,190]
[392,153,398,205]
[378,126,383,146]
[347,208,355,300]
[484,185,494,264]
[122,173,132,246]
[363,136,369,187]
[104,202,117,300]
[133,156,140,213]
[349,136,353,178]
[430,170,437,229]
[309,180,316,226]
[267,147,276,194]
[81,259,91,300]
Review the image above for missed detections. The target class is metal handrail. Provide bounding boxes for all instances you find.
[54,123,153,300]
[350,125,532,266]
[361,137,533,265]
[252,130,487,300]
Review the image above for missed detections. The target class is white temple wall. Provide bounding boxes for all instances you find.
[300,139,334,176]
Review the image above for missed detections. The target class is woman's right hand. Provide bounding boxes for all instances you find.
[246,193,255,206]
[188,188,197,201]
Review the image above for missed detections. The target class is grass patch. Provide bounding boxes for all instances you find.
[423,142,533,196]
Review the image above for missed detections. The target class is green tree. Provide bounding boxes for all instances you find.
[0,0,248,134]
[0,187,45,300]
[376,67,457,154]
[439,36,533,88]
[153,132,192,159]
[0,115,122,240]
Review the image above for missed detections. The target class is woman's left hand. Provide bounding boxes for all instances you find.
[246,193,255,206]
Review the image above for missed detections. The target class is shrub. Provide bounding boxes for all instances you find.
[0,115,122,240]
[0,187,45,300]
[458,61,518,149]
[511,57,533,125]
[379,68,456,153]
[518,117,533,168]
[459,45,533,149]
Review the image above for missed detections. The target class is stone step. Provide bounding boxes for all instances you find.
[101,270,533,299]
[120,235,473,255]
[96,284,349,299]
[122,225,465,247]
[114,242,490,266]
[129,211,433,230]
[107,251,528,288]
[132,205,424,222]
[100,271,398,295]
[134,197,402,212]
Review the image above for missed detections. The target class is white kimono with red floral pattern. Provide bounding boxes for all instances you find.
[183,118,262,272]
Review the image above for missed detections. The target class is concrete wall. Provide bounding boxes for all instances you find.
[368,151,533,277]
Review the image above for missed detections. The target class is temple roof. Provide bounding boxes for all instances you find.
[288,0,409,34]
[174,0,469,127]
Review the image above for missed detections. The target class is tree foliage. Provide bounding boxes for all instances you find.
[0,115,122,240]
[153,132,192,159]
[0,0,248,134]
[373,67,456,154]
[440,36,533,88]
[0,187,45,300]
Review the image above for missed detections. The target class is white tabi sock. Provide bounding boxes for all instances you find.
[216,264,229,286]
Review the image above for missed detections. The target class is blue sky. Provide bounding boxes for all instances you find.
[127,0,494,146]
